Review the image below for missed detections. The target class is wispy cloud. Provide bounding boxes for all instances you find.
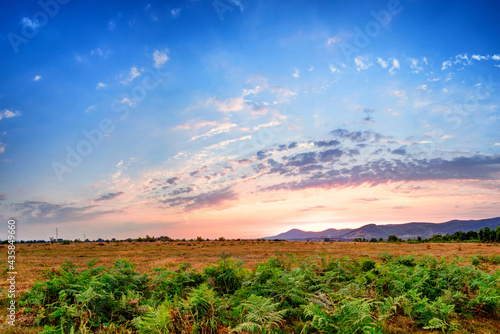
[217,97,246,112]
[354,56,371,71]
[121,67,141,84]
[0,109,21,121]
[96,82,107,89]
[326,35,340,45]
[171,8,181,18]
[190,122,238,141]
[253,121,282,131]
[329,64,339,73]
[120,97,136,107]
[84,105,95,113]
[33,75,42,81]
[409,57,427,73]
[20,17,41,29]
[389,58,400,75]
[94,192,125,201]
[377,58,388,68]
[153,49,169,68]
[292,68,300,78]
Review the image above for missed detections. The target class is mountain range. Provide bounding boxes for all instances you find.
[264,217,500,240]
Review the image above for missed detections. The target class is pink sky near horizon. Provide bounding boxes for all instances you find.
[18,178,499,241]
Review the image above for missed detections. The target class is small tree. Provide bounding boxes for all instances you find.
[387,235,399,243]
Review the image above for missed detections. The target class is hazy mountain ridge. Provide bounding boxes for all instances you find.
[264,217,500,240]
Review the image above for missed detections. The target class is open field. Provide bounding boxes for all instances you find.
[2,240,500,295]
[2,241,500,333]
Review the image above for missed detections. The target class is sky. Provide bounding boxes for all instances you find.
[0,0,500,240]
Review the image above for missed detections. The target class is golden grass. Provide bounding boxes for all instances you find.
[1,240,500,333]
[2,240,500,295]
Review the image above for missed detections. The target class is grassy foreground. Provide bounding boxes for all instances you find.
[2,241,500,333]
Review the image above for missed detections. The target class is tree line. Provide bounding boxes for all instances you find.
[350,226,500,243]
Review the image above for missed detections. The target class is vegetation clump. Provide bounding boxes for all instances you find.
[17,254,500,333]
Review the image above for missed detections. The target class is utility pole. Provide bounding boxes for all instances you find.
[56,228,58,242]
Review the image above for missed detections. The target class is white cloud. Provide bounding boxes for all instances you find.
[120,97,136,107]
[190,122,237,141]
[494,143,500,146]
[0,109,21,121]
[417,84,427,90]
[218,97,245,112]
[242,85,265,97]
[0,143,5,154]
[228,0,243,12]
[96,82,107,89]
[253,121,282,131]
[354,56,371,71]
[326,36,340,45]
[121,67,141,84]
[393,90,406,98]
[90,48,104,57]
[377,58,388,68]
[292,68,300,78]
[329,64,339,73]
[34,75,42,81]
[492,55,500,61]
[441,60,452,70]
[20,17,41,29]
[108,20,116,31]
[409,58,425,73]
[171,8,181,18]
[153,49,169,68]
[175,120,219,131]
[308,67,314,72]
[84,106,95,113]
[389,58,400,75]
[472,54,488,61]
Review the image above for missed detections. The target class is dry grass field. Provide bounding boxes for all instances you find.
[2,240,500,333]
[2,240,500,295]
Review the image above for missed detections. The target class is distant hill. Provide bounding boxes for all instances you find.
[264,217,500,240]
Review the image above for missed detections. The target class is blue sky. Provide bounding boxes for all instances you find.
[1,0,500,240]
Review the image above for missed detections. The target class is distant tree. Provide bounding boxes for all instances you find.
[370,238,378,243]
[378,237,383,242]
[387,235,399,242]
[479,228,484,242]
[196,236,204,242]
[484,227,492,243]
[465,231,478,240]
[324,238,331,242]
[496,226,500,242]
[417,236,422,242]
[219,237,226,241]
